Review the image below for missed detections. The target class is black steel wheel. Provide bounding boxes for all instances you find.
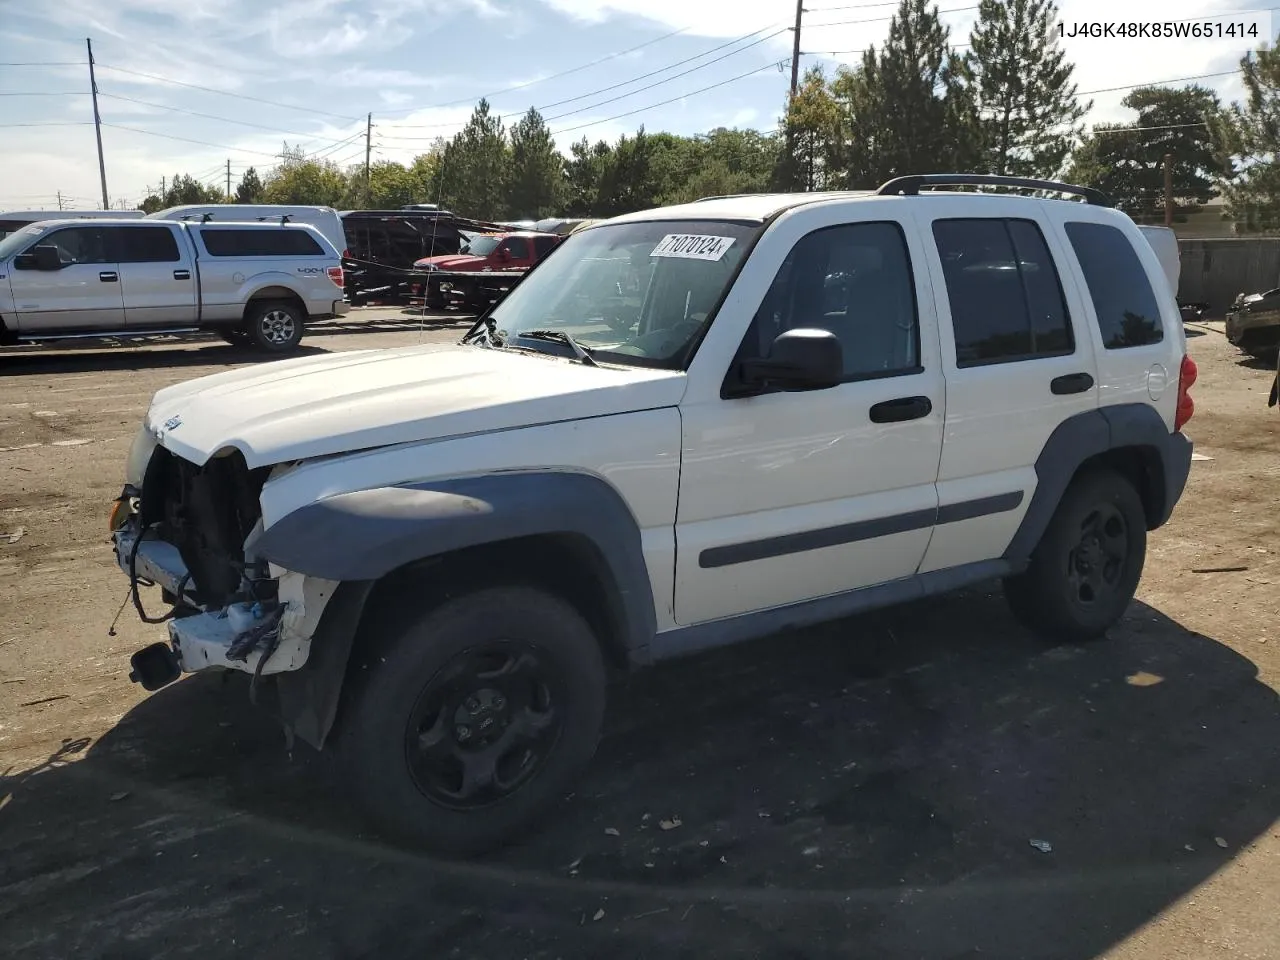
[1004,468,1147,644]
[405,640,565,810]
[336,586,606,856]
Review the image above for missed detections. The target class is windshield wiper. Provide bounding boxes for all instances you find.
[520,329,599,366]
[461,315,503,348]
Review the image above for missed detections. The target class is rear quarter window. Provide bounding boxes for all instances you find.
[1064,221,1164,349]
[199,228,325,258]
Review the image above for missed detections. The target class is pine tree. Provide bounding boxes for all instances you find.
[508,108,563,218]
[837,0,980,187]
[235,167,264,204]
[967,0,1087,178]
[778,66,844,191]
[1210,40,1280,232]
[445,99,510,221]
[1068,86,1220,221]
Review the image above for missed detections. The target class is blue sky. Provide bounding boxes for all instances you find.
[0,0,1267,210]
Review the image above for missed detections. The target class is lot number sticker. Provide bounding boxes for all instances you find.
[651,234,736,261]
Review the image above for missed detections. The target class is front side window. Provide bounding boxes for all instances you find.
[505,236,530,259]
[1064,221,1164,348]
[483,219,757,368]
[932,218,1074,367]
[736,221,921,379]
[40,227,112,265]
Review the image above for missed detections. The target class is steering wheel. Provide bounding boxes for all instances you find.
[611,319,704,357]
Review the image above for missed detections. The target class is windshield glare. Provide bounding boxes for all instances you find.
[0,223,48,259]
[485,219,757,367]
[462,235,502,256]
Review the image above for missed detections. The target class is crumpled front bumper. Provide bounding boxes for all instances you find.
[113,523,315,680]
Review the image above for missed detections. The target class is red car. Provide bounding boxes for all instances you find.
[414,231,561,274]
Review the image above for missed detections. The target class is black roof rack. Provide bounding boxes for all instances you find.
[875,174,1112,207]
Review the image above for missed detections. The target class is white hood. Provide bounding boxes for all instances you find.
[145,342,687,468]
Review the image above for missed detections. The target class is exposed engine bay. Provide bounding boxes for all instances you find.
[115,444,338,693]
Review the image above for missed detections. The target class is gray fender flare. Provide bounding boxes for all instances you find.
[259,472,657,748]
[1003,403,1192,564]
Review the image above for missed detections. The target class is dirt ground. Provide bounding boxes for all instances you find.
[1,311,1277,960]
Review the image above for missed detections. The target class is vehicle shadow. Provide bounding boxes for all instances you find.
[1234,353,1278,371]
[2,586,1277,960]
[0,341,333,376]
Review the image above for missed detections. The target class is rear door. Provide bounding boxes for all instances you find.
[7,225,124,333]
[111,224,197,328]
[909,197,1099,573]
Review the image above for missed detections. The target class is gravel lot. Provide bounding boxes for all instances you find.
[1,311,1277,960]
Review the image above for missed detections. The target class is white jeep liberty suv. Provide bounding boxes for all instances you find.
[112,174,1196,855]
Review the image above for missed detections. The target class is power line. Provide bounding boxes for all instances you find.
[380,24,695,118]
[0,121,93,128]
[805,4,980,29]
[95,63,361,122]
[0,91,86,96]
[99,122,285,158]
[0,61,83,66]
[1077,70,1240,97]
[380,27,792,139]
[807,42,972,56]
[97,91,365,149]
[550,60,783,137]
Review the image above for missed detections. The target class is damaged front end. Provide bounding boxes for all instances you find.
[112,443,337,697]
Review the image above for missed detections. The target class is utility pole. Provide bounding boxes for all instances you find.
[790,0,804,98]
[161,175,166,201]
[364,112,373,204]
[86,38,109,210]
[1163,153,1174,227]
[226,158,232,202]
[56,191,65,211]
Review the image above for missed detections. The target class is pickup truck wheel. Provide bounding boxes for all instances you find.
[1002,469,1147,644]
[245,300,304,353]
[337,586,606,856]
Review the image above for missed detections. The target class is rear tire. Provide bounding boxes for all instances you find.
[335,586,607,856]
[1003,469,1147,644]
[245,300,305,354]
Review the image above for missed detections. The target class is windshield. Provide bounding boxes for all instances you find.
[483,219,757,368]
[0,223,48,259]
[462,235,502,256]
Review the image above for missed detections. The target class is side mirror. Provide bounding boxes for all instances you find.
[15,245,63,271]
[739,328,843,392]
[497,247,512,262]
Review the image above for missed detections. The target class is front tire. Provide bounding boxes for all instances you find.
[1003,469,1147,644]
[245,300,305,354]
[336,586,607,856]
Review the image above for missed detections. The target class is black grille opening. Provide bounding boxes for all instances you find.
[141,446,269,607]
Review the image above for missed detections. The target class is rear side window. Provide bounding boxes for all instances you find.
[1064,221,1164,348]
[933,218,1074,367]
[506,236,530,259]
[114,226,180,263]
[199,228,324,257]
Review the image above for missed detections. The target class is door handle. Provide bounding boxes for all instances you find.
[99,271,118,282]
[1050,372,1094,395]
[173,269,191,280]
[869,396,933,423]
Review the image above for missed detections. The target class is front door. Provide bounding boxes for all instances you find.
[674,204,946,625]
[8,225,124,333]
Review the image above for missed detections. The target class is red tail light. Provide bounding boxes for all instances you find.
[326,265,344,288]
[1175,354,1197,431]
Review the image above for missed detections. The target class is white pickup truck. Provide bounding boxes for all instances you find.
[0,217,347,353]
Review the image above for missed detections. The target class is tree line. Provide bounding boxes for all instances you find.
[137,0,1280,233]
